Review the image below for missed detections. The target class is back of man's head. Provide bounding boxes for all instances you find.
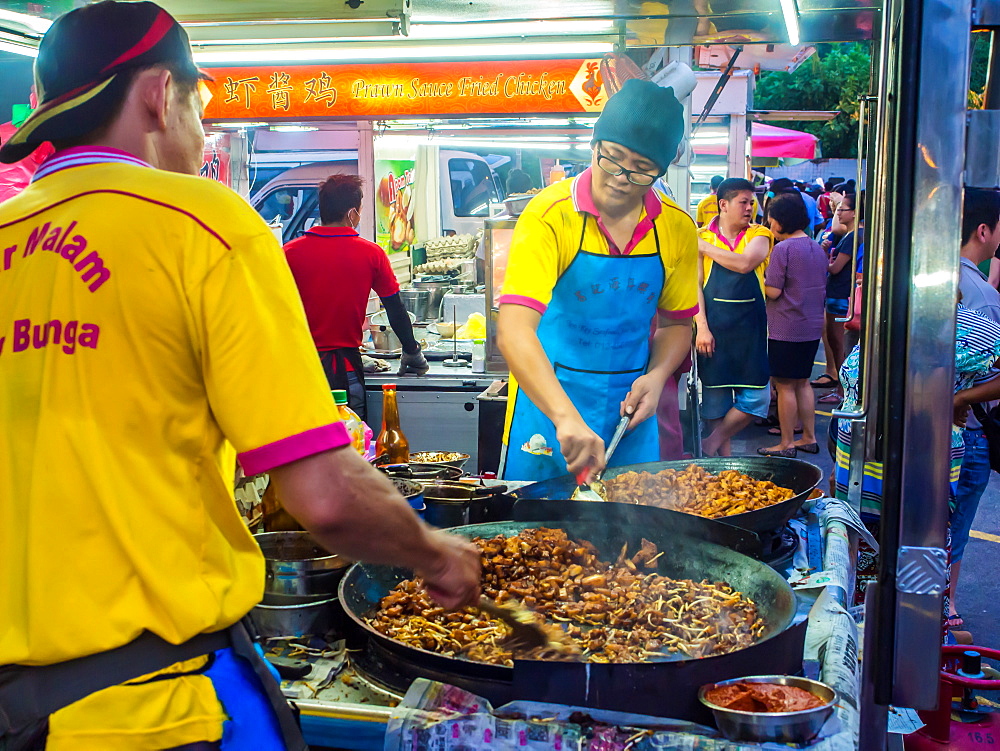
[710,175,725,192]
[717,177,756,204]
[768,177,795,195]
[319,174,364,224]
[962,188,1000,247]
[506,169,534,195]
[0,1,205,164]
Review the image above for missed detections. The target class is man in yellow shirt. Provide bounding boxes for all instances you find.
[0,3,479,749]
[695,178,775,457]
[695,175,724,226]
[497,79,699,482]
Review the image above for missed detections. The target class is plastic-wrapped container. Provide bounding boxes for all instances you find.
[332,390,366,455]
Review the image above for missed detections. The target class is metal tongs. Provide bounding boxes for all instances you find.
[572,412,632,502]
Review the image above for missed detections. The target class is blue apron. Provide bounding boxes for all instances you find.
[503,217,665,482]
[697,258,769,389]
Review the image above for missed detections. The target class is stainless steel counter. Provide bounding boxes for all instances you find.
[364,360,502,386]
[363,364,506,472]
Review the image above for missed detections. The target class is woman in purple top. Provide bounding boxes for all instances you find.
[758,193,830,457]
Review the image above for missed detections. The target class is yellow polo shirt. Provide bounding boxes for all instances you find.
[0,150,346,748]
[695,193,718,227]
[699,217,774,294]
[499,170,699,318]
[498,170,699,445]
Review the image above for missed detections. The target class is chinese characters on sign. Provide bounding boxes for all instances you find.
[267,72,294,111]
[303,71,337,107]
[223,76,259,108]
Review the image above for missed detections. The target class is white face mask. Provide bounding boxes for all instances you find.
[348,208,360,229]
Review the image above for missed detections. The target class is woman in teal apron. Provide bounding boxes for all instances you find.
[697,258,770,391]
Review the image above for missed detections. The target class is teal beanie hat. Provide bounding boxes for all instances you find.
[593,79,685,173]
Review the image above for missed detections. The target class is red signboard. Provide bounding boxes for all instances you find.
[202,59,608,121]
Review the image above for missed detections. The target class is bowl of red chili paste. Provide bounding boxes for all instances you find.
[699,675,837,743]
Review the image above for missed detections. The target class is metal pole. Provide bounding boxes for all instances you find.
[692,46,742,134]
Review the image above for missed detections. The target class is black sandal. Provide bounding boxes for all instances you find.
[757,446,797,458]
[810,374,838,388]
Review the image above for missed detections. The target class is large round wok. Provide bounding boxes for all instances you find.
[339,519,806,722]
[512,456,823,534]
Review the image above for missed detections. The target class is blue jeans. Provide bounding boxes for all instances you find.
[951,428,991,562]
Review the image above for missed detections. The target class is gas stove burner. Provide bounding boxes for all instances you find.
[757,524,798,572]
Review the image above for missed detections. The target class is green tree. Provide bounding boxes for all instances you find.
[753,43,872,158]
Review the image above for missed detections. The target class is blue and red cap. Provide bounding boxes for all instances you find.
[0,1,209,164]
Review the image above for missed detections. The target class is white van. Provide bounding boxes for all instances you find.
[251,150,503,245]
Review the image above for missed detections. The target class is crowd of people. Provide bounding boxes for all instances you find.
[695,172,1000,635]
[689,173,863,459]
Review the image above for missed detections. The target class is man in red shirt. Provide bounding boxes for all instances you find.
[284,174,428,419]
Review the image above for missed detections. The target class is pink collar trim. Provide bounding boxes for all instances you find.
[572,167,662,256]
[32,147,152,183]
[572,167,663,220]
[708,216,748,251]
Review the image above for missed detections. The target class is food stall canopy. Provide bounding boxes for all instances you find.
[0,0,880,61]
[695,122,818,159]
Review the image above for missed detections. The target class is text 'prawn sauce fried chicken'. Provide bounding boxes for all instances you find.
[368,528,764,666]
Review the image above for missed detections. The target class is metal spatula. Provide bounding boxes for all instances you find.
[477,597,551,650]
[571,412,632,502]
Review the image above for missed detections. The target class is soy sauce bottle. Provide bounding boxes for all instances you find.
[376,384,410,463]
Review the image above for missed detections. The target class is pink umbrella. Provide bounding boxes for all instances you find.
[0,92,54,203]
[695,122,819,159]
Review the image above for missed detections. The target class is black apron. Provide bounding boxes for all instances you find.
[0,620,307,751]
[318,347,367,421]
[697,261,769,388]
[302,229,369,422]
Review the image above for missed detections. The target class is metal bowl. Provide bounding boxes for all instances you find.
[389,476,425,509]
[250,596,338,639]
[254,531,351,597]
[503,193,535,216]
[375,460,464,482]
[406,451,470,470]
[698,675,836,744]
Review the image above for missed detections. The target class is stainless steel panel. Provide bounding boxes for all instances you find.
[888,0,970,710]
[896,546,948,595]
[965,110,1000,188]
[366,387,482,469]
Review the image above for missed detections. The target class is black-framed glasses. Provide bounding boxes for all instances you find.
[595,144,662,186]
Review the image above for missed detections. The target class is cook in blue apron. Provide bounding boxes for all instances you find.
[503,217,665,482]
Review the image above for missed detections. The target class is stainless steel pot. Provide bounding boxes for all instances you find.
[250,596,338,639]
[421,482,510,525]
[399,289,431,322]
[421,484,472,528]
[370,325,401,352]
[254,531,351,597]
[413,280,451,321]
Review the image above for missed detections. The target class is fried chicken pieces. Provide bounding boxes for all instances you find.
[605,465,795,519]
[368,528,764,667]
